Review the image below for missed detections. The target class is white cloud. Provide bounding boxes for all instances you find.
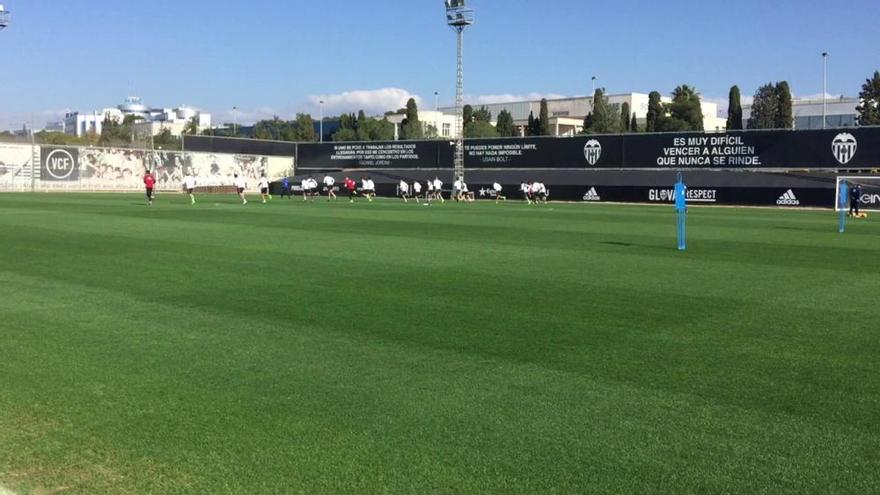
[307,88,422,116]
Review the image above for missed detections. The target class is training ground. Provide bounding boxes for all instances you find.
[0,193,878,493]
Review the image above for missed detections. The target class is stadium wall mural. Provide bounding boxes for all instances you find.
[0,144,295,192]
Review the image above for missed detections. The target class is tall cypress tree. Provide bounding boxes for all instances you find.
[620,102,630,133]
[581,113,593,134]
[630,113,638,132]
[527,111,536,136]
[856,70,880,125]
[496,109,517,137]
[747,83,778,129]
[727,85,743,130]
[646,91,663,132]
[538,98,551,136]
[463,105,474,127]
[591,89,609,133]
[400,98,423,139]
[774,81,793,129]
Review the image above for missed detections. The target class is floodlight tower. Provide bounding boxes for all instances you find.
[445,0,473,180]
[0,4,11,30]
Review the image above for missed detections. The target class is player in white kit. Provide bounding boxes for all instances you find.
[323,175,337,201]
[183,173,197,205]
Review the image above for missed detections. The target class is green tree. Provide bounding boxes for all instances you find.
[371,118,395,141]
[620,102,630,133]
[333,129,358,141]
[747,83,778,129]
[583,89,617,134]
[36,131,98,146]
[856,71,880,125]
[538,98,551,136]
[183,116,199,135]
[727,85,743,130]
[152,128,182,150]
[464,120,498,138]
[775,81,793,129]
[400,98,423,140]
[462,105,474,127]
[99,115,143,145]
[472,106,491,123]
[464,106,498,138]
[292,113,317,141]
[252,117,294,141]
[646,91,663,132]
[527,111,537,136]
[630,113,639,132]
[495,109,517,137]
[663,85,703,131]
[582,112,593,133]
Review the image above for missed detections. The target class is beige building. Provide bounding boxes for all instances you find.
[385,110,459,139]
[437,93,727,136]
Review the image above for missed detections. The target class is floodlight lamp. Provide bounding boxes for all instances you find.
[0,4,10,30]
[445,0,473,29]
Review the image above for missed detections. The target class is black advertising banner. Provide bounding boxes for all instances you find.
[41,146,80,181]
[465,182,833,207]
[282,127,880,171]
[297,141,451,169]
[184,136,297,157]
[620,132,776,169]
[463,137,625,169]
[461,128,880,170]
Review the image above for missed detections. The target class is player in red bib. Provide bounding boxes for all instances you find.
[344,176,357,203]
[143,170,156,205]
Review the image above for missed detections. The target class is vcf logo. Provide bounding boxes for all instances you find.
[45,149,76,179]
[583,139,602,166]
[832,133,857,165]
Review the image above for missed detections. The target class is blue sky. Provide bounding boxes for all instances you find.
[1,0,877,130]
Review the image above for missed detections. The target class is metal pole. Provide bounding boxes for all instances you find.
[319,100,324,143]
[233,106,238,137]
[592,76,597,95]
[822,52,828,129]
[434,91,439,137]
[454,28,464,180]
[30,113,36,192]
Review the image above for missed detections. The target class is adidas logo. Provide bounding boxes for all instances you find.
[582,187,601,201]
[776,189,800,206]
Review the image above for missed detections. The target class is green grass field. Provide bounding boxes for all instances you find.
[0,193,878,494]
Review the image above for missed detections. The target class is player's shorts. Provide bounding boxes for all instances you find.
[186,188,194,194]
[146,187,153,197]
[237,187,245,194]
[260,187,268,194]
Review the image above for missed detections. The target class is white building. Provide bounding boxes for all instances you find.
[435,93,727,137]
[62,97,212,137]
[385,110,458,139]
[741,96,859,129]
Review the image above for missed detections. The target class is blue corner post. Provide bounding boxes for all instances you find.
[838,181,849,234]
[674,172,687,251]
